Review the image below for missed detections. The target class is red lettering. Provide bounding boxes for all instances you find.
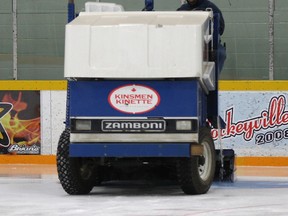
[261,111,269,128]
[244,119,261,140]
[282,113,288,124]
[276,96,285,125]
[225,109,236,136]
[235,123,244,134]
[211,130,218,139]
[268,97,277,126]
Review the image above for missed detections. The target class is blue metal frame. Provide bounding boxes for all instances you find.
[70,143,191,157]
[207,13,221,124]
[144,0,154,11]
[68,1,75,23]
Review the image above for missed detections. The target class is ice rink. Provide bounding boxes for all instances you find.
[1,164,288,216]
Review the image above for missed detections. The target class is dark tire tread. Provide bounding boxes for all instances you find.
[56,129,94,195]
[177,127,216,195]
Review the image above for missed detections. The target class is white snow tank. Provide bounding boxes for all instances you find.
[85,2,124,12]
[64,11,214,84]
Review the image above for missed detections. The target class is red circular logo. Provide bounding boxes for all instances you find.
[108,84,160,114]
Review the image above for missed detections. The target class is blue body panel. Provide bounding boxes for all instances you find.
[70,143,191,157]
[68,80,205,157]
[69,80,201,118]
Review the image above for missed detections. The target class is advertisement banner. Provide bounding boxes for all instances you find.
[0,91,41,155]
[213,92,288,156]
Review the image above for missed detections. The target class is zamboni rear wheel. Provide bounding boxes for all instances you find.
[57,129,99,195]
[178,127,216,195]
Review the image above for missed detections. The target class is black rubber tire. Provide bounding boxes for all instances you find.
[56,129,96,195]
[178,127,216,195]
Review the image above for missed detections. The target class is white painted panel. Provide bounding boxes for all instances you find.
[50,91,66,154]
[40,91,52,155]
[213,92,288,156]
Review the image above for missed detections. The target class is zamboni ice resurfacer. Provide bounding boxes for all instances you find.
[57,1,235,195]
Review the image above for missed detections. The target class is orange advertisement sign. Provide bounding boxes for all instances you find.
[0,91,40,155]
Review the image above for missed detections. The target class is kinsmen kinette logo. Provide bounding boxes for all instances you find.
[108,84,160,114]
[0,103,13,147]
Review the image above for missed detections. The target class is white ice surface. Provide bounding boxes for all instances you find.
[1,174,288,215]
